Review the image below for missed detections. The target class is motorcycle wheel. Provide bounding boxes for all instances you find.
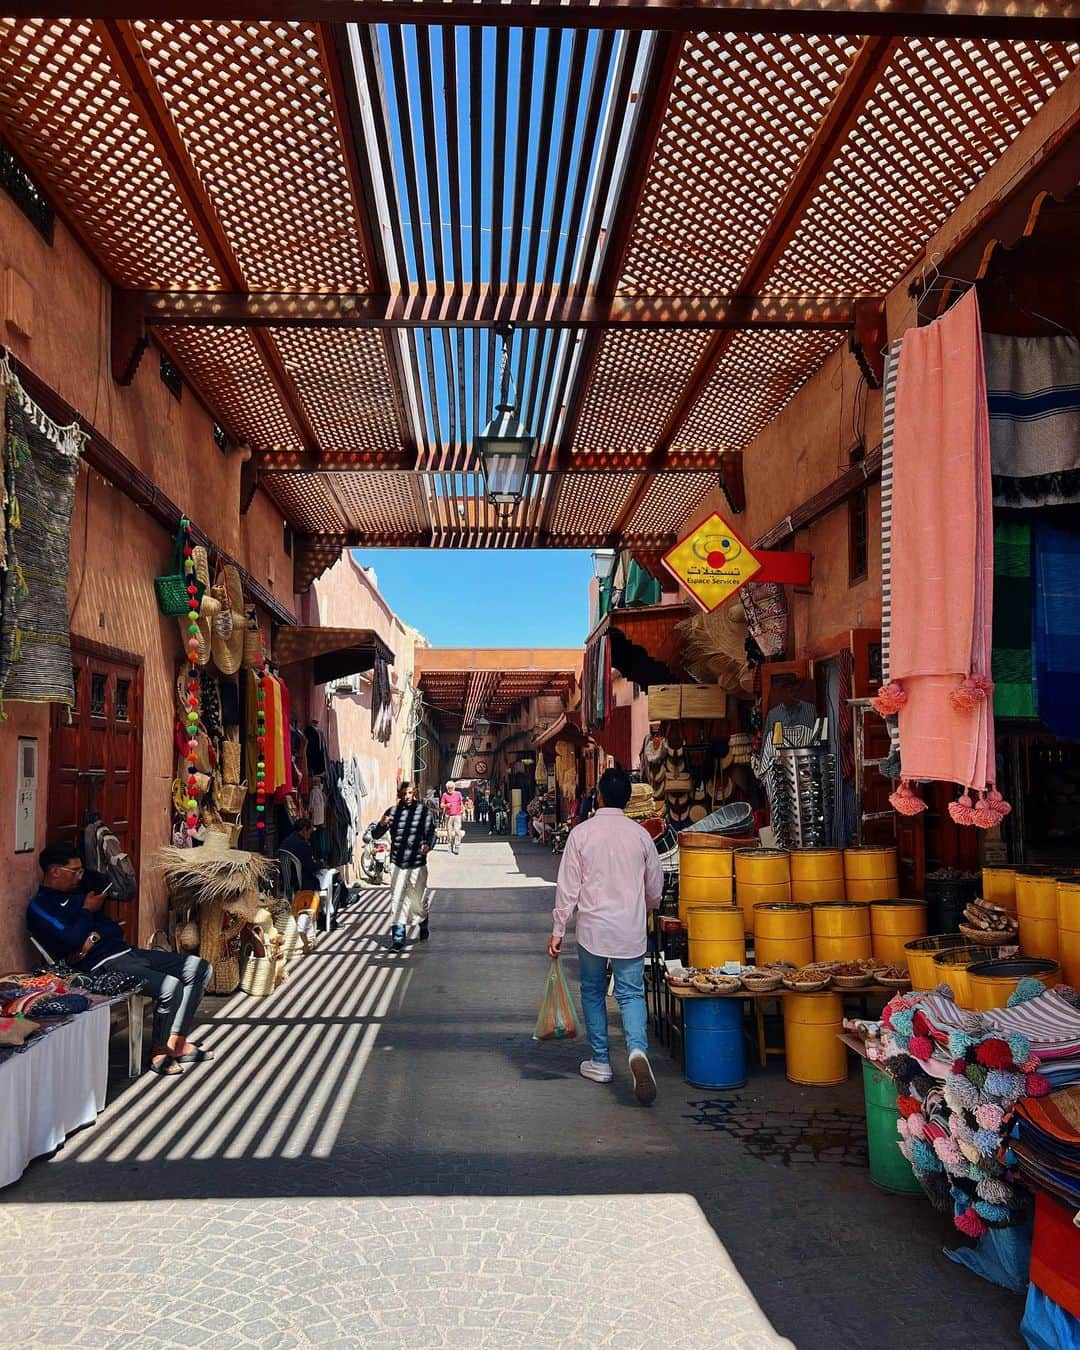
[360,853,382,883]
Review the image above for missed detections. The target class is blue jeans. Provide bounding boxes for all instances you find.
[577,946,648,1064]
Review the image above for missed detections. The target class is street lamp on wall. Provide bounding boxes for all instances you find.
[591,549,617,581]
[476,326,536,515]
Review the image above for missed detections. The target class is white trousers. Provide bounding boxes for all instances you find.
[389,863,430,926]
[446,814,463,848]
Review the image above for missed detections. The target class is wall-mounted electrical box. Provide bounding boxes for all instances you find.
[15,736,38,853]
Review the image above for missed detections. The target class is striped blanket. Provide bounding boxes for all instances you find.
[984,333,1080,508]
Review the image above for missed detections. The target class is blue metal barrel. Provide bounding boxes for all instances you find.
[683,996,746,1089]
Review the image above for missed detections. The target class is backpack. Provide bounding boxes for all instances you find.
[82,819,138,902]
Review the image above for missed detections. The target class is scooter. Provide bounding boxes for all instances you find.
[359,822,391,882]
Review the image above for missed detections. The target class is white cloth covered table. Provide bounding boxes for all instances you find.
[0,1001,110,1189]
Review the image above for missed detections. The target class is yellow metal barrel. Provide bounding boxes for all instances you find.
[1016,871,1060,961]
[982,867,1017,915]
[967,957,1061,1012]
[789,849,846,904]
[904,935,968,990]
[1056,880,1080,987]
[812,901,871,963]
[677,832,735,921]
[783,992,847,1085]
[734,848,791,933]
[933,945,998,1008]
[753,903,813,968]
[870,900,927,967]
[686,904,746,969]
[843,847,899,903]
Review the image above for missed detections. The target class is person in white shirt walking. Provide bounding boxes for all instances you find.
[548,767,663,1104]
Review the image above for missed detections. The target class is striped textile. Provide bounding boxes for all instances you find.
[984,334,1080,508]
[878,341,902,682]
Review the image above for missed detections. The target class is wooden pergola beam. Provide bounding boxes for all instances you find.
[131,289,866,330]
[10,2,1080,40]
[96,19,323,457]
[608,34,899,544]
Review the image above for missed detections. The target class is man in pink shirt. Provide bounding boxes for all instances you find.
[440,780,464,855]
[548,767,663,1104]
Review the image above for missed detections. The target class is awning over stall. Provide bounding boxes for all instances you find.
[586,602,693,690]
[534,711,592,751]
[273,626,394,686]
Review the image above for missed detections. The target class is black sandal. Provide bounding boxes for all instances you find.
[149,1046,183,1077]
[175,1046,213,1064]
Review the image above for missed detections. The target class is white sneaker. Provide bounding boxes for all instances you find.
[629,1050,657,1105]
[579,1059,613,1084]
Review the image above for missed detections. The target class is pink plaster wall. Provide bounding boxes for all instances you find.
[0,193,290,969]
[298,553,427,872]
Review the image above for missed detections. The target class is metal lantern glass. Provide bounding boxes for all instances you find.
[477,407,535,505]
[591,549,617,581]
[477,328,535,508]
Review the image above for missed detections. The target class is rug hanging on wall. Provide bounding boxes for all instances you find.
[0,368,86,712]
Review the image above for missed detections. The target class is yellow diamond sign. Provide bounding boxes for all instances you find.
[661,511,762,614]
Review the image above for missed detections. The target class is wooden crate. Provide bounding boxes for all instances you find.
[648,683,727,720]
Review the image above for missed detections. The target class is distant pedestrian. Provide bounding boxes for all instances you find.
[548,767,663,1105]
[477,790,489,826]
[441,780,465,855]
[373,782,435,949]
[489,787,507,834]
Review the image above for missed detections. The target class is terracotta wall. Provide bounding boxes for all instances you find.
[0,190,289,969]
[679,341,883,661]
[298,553,426,871]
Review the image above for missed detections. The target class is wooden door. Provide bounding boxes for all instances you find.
[48,641,143,941]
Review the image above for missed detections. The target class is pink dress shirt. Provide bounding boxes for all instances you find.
[552,808,664,959]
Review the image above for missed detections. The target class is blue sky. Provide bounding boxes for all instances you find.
[352,549,593,647]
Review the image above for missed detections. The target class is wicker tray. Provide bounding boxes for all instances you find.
[832,973,873,990]
[876,973,913,990]
[959,923,1018,946]
[742,974,783,993]
[783,976,832,992]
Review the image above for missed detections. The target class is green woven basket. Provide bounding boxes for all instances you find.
[155,520,204,616]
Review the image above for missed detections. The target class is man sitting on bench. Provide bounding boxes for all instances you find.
[27,842,214,1079]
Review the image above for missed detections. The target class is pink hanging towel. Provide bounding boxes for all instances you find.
[890,289,995,792]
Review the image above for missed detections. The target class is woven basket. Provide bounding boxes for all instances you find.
[212,953,240,995]
[215,778,247,815]
[782,976,832,992]
[832,973,873,990]
[239,952,277,997]
[876,973,913,990]
[242,605,263,668]
[221,738,242,785]
[959,923,1018,946]
[742,973,783,993]
[269,899,305,962]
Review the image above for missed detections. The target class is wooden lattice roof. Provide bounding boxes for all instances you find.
[1,4,1078,582]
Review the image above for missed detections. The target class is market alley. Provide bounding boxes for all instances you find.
[4,835,1023,1349]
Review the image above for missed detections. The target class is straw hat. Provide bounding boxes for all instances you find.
[212,563,245,675]
[177,545,214,666]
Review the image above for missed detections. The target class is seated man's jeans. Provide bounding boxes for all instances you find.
[576,946,648,1065]
[107,949,212,1045]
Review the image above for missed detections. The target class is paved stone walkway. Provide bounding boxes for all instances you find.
[3,835,1023,1348]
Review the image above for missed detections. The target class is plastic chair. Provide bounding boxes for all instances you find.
[27,932,148,1079]
[280,849,336,931]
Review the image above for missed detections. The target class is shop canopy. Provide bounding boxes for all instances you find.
[0,9,1077,582]
[587,602,693,689]
[273,625,394,685]
[534,711,591,751]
